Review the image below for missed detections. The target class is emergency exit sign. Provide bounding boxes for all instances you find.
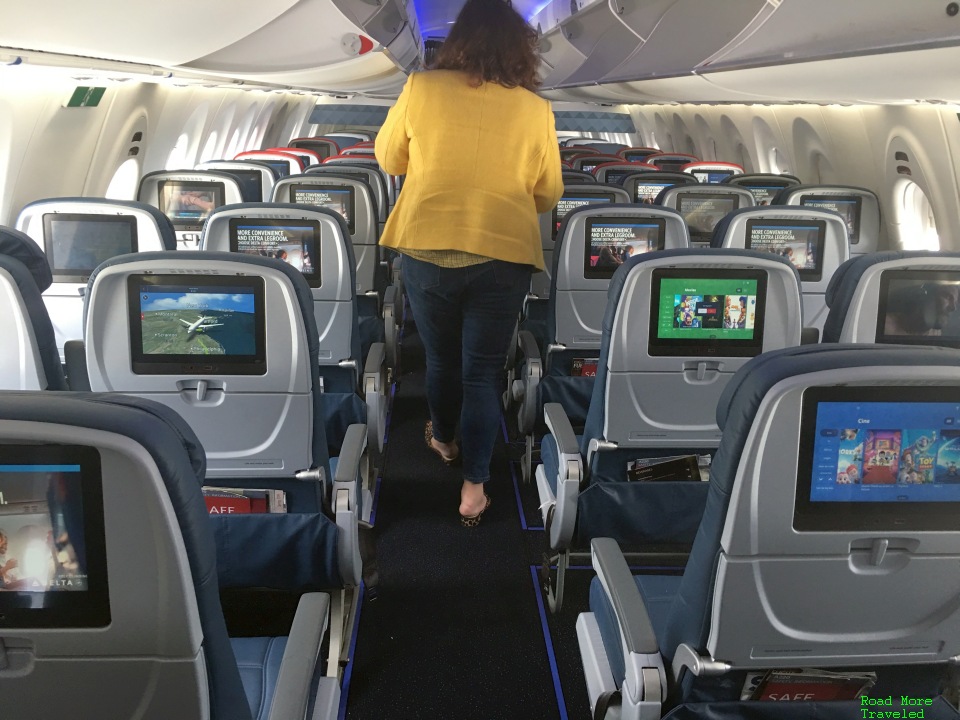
[66,86,105,108]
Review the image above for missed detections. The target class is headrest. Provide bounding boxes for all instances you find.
[821,251,960,342]
[714,344,960,489]
[17,197,178,251]
[0,226,52,291]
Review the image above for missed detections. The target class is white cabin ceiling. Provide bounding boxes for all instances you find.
[2,0,960,104]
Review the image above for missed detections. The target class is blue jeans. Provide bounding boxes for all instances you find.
[403,255,532,483]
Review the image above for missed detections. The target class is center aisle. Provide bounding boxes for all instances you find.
[344,313,563,719]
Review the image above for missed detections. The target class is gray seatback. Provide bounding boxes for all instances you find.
[16,199,175,357]
[834,255,960,343]
[710,362,960,667]
[0,266,46,391]
[0,415,211,717]
[272,176,378,296]
[137,171,244,250]
[85,254,315,479]
[535,184,630,299]
[717,207,849,332]
[196,161,277,202]
[603,252,802,447]
[322,158,395,208]
[681,162,744,184]
[554,207,690,350]
[660,185,756,246]
[777,185,881,255]
[201,205,357,366]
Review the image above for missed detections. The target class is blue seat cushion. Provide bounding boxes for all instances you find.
[590,573,683,686]
[231,636,287,720]
[539,432,582,496]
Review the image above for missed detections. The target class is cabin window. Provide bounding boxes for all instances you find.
[199,131,220,162]
[895,179,939,251]
[105,158,140,201]
[769,148,789,174]
[166,132,190,170]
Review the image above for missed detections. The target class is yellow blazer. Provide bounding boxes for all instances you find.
[375,70,563,271]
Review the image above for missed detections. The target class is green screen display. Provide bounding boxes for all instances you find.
[657,277,759,340]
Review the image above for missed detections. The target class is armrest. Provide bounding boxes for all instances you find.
[516,330,543,434]
[544,403,579,457]
[363,342,386,385]
[542,404,583,551]
[63,340,90,391]
[591,538,658,655]
[334,424,367,586]
[267,592,331,720]
[333,423,368,499]
[591,538,666,714]
[801,326,820,345]
[363,343,386,455]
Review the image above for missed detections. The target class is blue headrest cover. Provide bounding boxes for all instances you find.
[821,251,960,343]
[0,226,52,291]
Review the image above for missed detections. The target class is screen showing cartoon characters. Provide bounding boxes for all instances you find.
[745,219,826,281]
[43,214,138,279]
[158,181,225,228]
[658,277,759,340]
[809,401,960,502]
[229,218,320,287]
[691,170,736,184]
[635,182,675,204]
[289,185,354,232]
[676,194,739,238]
[800,195,862,245]
[875,271,960,347]
[584,218,665,279]
[552,194,614,240]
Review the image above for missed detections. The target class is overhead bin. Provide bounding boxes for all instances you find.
[701,0,960,73]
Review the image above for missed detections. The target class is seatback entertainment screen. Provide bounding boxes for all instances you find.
[43,213,138,282]
[649,268,767,357]
[127,274,266,375]
[158,180,225,230]
[745,218,827,282]
[584,217,666,279]
[875,270,960,347]
[800,195,862,245]
[676,193,739,241]
[288,184,356,233]
[552,192,615,240]
[228,218,321,288]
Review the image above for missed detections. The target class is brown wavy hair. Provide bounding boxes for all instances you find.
[432,0,541,91]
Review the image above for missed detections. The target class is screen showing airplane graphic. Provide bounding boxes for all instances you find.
[127,274,266,375]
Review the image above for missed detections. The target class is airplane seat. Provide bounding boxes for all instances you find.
[822,250,960,345]
[137,170,245,251]
[623,172,700,207]
[272,175,400,372]
[200,203,387,458]
[658,185,756,247]
[196,160,279,202]
[711,205,850,333]
[531,183,631,302]
[15,197,177,362]
[721,172,801,206]
[535,249,803,611]
[82,250,370,518]
[0,390,342,720]
[772,184,882,256]
[0,227,67,390]
[579,142,628,155]
[579,344,960,719]
[302,165,398,312]
[562,170,597,184]
[511,204,691,481]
